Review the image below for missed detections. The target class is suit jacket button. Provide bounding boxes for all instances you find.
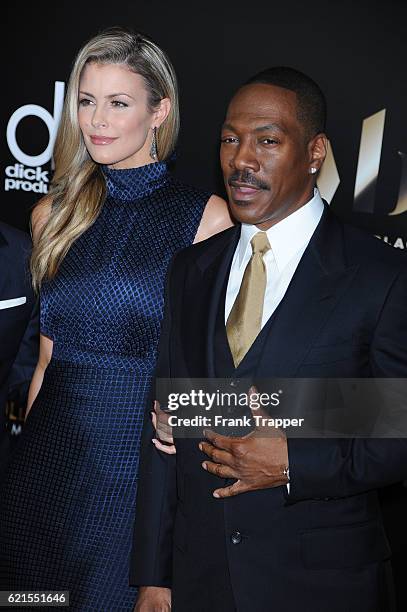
[230,531,242,545]
[230,379,240,388]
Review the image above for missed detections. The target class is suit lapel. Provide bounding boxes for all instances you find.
[179,226,239,377]
[185,208,358,379]
[256,207,359,377]
[195,226,240,378]
[0,229,7,249]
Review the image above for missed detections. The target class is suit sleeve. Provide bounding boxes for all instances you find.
[287,268,407,503]
[8,298,40,408]
[129,253,179,587]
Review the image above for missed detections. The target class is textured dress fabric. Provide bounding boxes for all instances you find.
[0,162,209,610]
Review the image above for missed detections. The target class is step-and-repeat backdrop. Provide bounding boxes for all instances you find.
[3,1,406,241]
[2,0,406,605]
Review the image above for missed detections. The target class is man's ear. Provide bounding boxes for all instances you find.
[308,133,328,173]
[152,97,171,129]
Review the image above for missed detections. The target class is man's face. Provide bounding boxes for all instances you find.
[220,83,319,229]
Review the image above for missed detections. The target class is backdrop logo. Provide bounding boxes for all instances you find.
[317,109,406,218]
[5,81,65,193]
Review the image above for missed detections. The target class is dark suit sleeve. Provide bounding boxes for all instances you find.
[8,298,40,408]
[129,254,179,587]
[287,269,407,503]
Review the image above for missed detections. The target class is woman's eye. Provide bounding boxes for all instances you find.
[78,98,93,106]
[111,100,128,108]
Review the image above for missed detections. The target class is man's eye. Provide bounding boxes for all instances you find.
[111,100,128,108]
[261,138,279,145]
[221,137,238,144]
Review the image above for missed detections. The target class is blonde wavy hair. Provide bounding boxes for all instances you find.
[31,27,179,290]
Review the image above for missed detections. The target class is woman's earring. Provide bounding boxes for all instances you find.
[310,167,317,174]
[150,127,158,160]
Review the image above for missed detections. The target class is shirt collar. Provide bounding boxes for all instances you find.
[238,188,324,272]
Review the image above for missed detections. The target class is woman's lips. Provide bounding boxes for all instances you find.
[89,135,118,145]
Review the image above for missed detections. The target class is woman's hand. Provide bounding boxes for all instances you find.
[151,400,176,455]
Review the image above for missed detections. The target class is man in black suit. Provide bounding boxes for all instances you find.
[0,221,39,474]
[131,68,407,611]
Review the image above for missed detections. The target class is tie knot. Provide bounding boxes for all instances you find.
[251,232,270,256]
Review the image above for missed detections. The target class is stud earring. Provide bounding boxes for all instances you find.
[310,167,317,175]
[150,127,158,160]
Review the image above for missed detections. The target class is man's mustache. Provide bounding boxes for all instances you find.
[227,170,270,191]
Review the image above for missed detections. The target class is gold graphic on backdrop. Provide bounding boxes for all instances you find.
[389,152,407,216]
[353,109,386,213]
[5,400,25,436]
[317,139,340,204]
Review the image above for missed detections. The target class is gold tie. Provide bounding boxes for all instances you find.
[226,232,271,368]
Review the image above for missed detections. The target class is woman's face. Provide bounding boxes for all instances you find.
[78,62,157,169]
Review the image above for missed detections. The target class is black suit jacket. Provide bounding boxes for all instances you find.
[131,208,407,611]
[0,222,39,469]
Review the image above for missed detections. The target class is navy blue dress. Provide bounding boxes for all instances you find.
[0,162,208,610]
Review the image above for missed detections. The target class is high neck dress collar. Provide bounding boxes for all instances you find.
[102,161,170,202]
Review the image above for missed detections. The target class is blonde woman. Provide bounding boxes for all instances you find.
[0,28,231,610]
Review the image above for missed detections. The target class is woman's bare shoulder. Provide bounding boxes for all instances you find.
[194,195,233,243]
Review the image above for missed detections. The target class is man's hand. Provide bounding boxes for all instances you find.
[199,393,289,498]
[134,586,171,611]
[151,400,176,455]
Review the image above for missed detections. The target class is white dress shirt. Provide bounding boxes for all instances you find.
[225,189,324,326]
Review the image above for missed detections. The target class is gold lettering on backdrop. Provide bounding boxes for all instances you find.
[5,399,26,423]
[389,152,407,216]
[317,140,340,204]
[353,109,386,213]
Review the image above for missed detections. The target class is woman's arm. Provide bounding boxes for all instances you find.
[25,334,53,419]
